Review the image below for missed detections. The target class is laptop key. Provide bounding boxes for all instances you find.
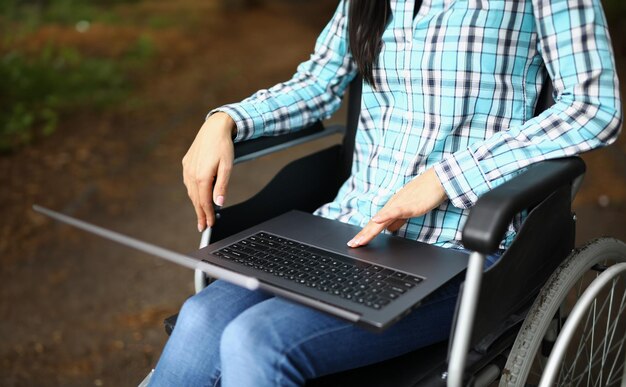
[382,291,399,300]
[372,297,389,309]
[406,275,423,284]
[385,277,416,289]
[389,286,406,294]
[380,268,394,276]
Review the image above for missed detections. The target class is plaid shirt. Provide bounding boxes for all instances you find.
[214,0,622,250]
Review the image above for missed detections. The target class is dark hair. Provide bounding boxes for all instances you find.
[348,0,390,86]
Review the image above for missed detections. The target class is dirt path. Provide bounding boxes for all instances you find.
[1,1,625,386]
[1,2,340,385]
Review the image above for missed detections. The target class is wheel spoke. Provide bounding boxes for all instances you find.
[559,274,622,385]
[562,292,603,381]
[606,362,624,386]
[568,298,626,385]
[569,339,626,386]
[603,284,626,385]
[597,278,617,386]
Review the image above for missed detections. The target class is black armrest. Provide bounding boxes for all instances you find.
[462,157,586,254]
[234,121,343,163]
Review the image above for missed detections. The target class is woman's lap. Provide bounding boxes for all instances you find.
[150,278,461,387]
[149,280,273,386]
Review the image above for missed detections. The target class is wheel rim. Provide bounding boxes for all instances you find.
[523,255,626,386]
[550,265,626,386]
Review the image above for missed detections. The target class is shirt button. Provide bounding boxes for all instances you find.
[403,69,410,78]
[394,151,403,161]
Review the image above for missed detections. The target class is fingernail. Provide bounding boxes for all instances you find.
[215,195,225,206]
[198,223,204,233]
[347,237,361,247]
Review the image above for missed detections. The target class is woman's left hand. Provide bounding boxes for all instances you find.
[347,168,448,247]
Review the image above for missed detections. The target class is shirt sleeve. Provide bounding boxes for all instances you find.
[209,0,357,143]
[434,0,623,209]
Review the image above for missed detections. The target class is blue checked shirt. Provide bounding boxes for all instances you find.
[213,0,622,250]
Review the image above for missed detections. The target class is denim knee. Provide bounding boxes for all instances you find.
[175,292,215,333]
[220,310,276,363]
[220,310,301,386]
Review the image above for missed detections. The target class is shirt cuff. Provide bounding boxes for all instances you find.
[433,148,492,209]
[207,102,265,143]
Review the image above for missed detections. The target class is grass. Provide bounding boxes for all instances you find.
[0,46,128,152]
[0,0,155,153]
[0,35,156,153]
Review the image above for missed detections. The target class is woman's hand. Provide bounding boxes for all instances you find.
[182,112,236,232]
[347,168,448,247]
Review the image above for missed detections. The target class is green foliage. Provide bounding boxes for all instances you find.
[126,34,155,63]
[0,46,129,152]
[0,0,137,28]
[0,0,157,152]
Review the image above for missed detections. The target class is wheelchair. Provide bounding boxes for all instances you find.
[156,76,626,386]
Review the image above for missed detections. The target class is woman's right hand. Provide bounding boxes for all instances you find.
[182,112,236,232]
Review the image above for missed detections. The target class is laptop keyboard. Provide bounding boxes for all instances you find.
[211,232,424,310]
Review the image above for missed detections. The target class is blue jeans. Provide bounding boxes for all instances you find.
[149,273,466,387]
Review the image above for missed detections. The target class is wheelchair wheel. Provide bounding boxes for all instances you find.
[500,238,626,386]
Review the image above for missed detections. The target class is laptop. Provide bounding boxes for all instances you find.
[33,205,469,331]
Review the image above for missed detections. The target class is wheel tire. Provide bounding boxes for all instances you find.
[500,238,626,386]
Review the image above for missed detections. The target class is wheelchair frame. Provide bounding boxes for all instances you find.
[159,76,625,386]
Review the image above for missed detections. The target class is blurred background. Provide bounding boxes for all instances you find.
[1,0,625,386]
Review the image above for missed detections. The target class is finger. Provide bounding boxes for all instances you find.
[185,179,206,232]
[347,220,389,248]
[197,176,215,228]
[372,206,403,224]
[386,218,407,233]
[213,160,233,207]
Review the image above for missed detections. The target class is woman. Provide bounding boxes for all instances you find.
[150,0,621,385]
